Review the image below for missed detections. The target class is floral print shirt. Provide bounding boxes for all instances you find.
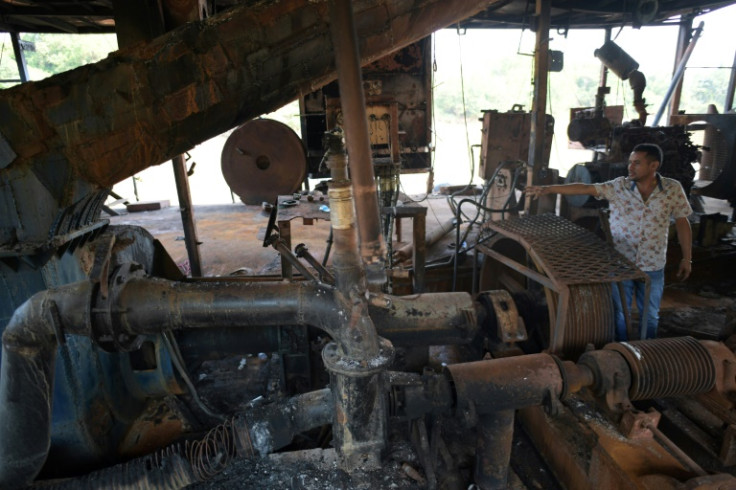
[594,175,692,271]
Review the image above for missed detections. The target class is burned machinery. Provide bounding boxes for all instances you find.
[2,1,736,489]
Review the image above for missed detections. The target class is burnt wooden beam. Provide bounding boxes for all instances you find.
[0,0,499,189]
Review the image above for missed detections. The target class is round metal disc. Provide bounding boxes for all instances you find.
[221,119,306,205]
[563,163,593,208]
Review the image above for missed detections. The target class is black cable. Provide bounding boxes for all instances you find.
[162,331,225,421]
[448,157,519,222]
[450,168,526,292]
[322,227,334,267]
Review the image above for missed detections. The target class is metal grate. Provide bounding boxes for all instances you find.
[481,214,647,286]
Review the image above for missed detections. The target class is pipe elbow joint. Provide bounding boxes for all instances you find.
[2,291,57,353]
[0,280,93,489]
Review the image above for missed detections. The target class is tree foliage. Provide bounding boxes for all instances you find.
[0,33,117,89]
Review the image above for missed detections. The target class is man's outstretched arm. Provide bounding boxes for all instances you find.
[526,183,598,199]
[675,216,692,281]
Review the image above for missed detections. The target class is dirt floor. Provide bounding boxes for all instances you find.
[108,194,459,278]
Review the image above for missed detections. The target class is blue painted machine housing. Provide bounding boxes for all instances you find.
[0,226,186,477]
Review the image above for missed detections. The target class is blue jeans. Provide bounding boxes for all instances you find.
[612,269,664,341]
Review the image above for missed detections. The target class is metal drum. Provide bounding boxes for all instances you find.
[221,119,307,205]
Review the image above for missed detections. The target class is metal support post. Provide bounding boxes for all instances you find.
[725,49,736,112]
[525,0,551,216]
[10,32,29,83]
[667,15,694,124]
[172,154,203,277]
[475,410,515,489]
[329,0,387,288]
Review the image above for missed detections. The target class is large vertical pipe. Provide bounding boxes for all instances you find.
[667,15,694,124]
[325,131,365,295]
[329,0,387,286]
[318,17,392,459]
[525,0,551,215]
[474,410,515,489]
[322,124,388,471]
[172,154,203,277]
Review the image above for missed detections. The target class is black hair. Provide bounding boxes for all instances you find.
[632,143,663,165]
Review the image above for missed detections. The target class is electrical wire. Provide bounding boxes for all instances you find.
[450,161,527,291]
[457,27,474,182]
[162,331,225,421]
[443,25,478,216]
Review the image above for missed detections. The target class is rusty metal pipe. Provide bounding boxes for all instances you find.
[328,181,366,295]
[446,354,565,413]
[0,274,485,487]
[322,104,393,471]
[367,292,477,346]
[395,354,592,489]
[642,420,708,477]
[110,276,477,353]
[325,131,367,296]
[295,243,335,284]
[652,21,704,126]
[0,281,94,489]
[475,410,515,489]
[112,277,378,358]
[241,388,334,457]
[525,0,552,215]
[329,0,387,286]
[172,154,202,277]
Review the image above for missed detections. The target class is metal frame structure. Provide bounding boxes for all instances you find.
[479,214,651,352]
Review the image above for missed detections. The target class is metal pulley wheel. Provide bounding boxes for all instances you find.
[221,119,307,205]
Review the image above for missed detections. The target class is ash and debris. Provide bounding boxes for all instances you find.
[186,448,424,490]
[659,279,736,341]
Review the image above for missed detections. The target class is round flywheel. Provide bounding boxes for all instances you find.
[221,119,307,205]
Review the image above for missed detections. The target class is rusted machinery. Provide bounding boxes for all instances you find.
[564,37,736,221]
[221,119,307,205]
[2,0,736,489]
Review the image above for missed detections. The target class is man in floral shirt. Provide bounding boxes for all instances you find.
[526,143,692,340]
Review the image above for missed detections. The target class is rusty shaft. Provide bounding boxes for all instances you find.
[329,0,386,279]
[327,139,365,296]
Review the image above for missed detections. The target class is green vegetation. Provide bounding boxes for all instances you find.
[0,33,117,89]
